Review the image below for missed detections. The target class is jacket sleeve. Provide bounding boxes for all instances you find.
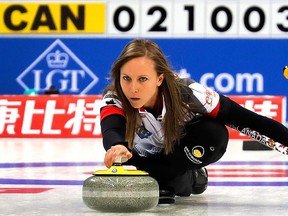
[216,94,288,146]
[184,79,221,117]
[100,110,128,151]
[100,91,128,150]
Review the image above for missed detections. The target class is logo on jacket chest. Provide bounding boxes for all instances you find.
[136,125,152,139]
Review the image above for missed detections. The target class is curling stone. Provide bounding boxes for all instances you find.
[82,156,159,212]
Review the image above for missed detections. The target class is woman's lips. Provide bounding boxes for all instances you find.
[129,98,141,108]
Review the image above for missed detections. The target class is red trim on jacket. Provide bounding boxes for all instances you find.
[208,101,220,118]
[100,106,126,121]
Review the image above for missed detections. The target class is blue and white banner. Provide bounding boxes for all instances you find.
[1,38,287,96]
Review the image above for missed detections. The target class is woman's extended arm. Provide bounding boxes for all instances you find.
[216,95,288,146]
[100,112,127,151]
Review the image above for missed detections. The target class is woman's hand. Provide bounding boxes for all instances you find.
[104,145,133,168]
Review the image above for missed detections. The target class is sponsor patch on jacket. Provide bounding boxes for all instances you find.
[184,146,204,164]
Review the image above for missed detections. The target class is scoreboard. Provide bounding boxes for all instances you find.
[0,0,287,37]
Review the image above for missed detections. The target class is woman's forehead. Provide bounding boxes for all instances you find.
[120,57,156,75]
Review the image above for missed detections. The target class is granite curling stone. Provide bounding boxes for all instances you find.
[82,161,159,212]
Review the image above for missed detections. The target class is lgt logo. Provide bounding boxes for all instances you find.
[16,39,98,94]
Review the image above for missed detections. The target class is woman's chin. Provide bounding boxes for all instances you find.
[130,101,142,109]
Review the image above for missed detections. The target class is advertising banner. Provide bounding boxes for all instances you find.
[1,38,287,120]
[0,95,285,139]
[0,95,102,138]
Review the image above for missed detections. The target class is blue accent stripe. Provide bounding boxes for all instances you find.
[0,178,287,186]
[213,161,288,166]
[1,161,287,187]
[0,162,103,168]
[1,161,287,169]
[0,178,83,185]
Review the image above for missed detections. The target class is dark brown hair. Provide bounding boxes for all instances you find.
[105,39,191,154]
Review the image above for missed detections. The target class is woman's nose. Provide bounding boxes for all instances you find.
[130,82,139,93]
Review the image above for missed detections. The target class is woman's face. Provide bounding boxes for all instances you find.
[120,56,164,109]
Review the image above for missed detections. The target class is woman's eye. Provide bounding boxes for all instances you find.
[139,77,148,82]
[122,76,130,81]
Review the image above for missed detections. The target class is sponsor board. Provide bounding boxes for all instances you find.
[0,95,285,139]
[0,95,102,138]
[16,39,99,94]
[1,38,287,121]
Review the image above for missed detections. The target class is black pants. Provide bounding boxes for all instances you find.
[126,116,229,193]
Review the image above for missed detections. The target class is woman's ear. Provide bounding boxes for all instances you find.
[158,74,164,86]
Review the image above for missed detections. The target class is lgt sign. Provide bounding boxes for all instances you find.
[16,39,98,94]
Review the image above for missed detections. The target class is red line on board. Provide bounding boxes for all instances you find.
[0,188,54,194]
